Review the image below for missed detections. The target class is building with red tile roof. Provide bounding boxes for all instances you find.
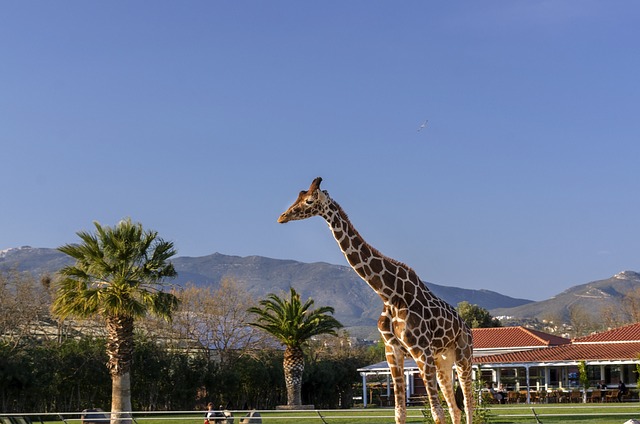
[357,323,640,406]
[475,322,640,366]
[475,323,640,399]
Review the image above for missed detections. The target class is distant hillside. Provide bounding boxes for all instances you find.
[491,271,640,323]
[1,246,532,338]
[0,246,72,274]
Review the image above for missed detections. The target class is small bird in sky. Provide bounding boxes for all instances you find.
[417,119,428,132]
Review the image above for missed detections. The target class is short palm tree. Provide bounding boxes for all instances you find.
[52,219,179,424]
[248,287,343,407]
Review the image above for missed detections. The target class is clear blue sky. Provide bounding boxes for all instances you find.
[2,1,639,301]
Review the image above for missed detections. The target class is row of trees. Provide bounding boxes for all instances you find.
[0,331,374,413]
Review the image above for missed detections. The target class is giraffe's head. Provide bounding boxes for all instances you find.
[278,177,329,223]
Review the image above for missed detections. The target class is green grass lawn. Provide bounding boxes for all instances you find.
[11,403,640,424]
[137,405,640,424]
[486,403,640,423]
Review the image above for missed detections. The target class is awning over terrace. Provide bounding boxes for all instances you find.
[357,358,421,407]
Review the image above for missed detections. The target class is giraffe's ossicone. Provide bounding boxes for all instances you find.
[279,177,474,424]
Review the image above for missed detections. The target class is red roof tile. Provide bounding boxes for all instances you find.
[573,322,640,343]
[475,342,640,364]
[472,326,570,349]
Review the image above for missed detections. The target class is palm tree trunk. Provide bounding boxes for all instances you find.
[106,315,134,424]
[111,371,132,424]
[283,346,304,406]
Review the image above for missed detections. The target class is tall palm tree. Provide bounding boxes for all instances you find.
[52,219,179,424]
[248,287,343,407]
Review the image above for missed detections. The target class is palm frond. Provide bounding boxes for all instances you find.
[248,287,342,349]
[52,218,180,322]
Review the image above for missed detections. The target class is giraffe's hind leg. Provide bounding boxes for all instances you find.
[455,338,474,424]
[455,357,474,424]
[435,348,461,424]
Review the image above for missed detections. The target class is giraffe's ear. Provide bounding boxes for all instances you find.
[309,177,323,193]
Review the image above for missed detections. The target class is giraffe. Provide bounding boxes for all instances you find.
[278,177,474,424]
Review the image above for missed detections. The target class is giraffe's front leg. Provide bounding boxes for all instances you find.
[385,341,407,424]
[413,350,446,424]
[379,313,407,424]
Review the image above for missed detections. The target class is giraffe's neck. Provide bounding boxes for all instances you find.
[320,199,417,299]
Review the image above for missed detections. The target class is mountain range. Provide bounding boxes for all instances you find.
[2,246,639,338]
[491,270,640,323]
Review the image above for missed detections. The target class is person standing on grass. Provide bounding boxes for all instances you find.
[205,402,225,423]
[617,381,627,401]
